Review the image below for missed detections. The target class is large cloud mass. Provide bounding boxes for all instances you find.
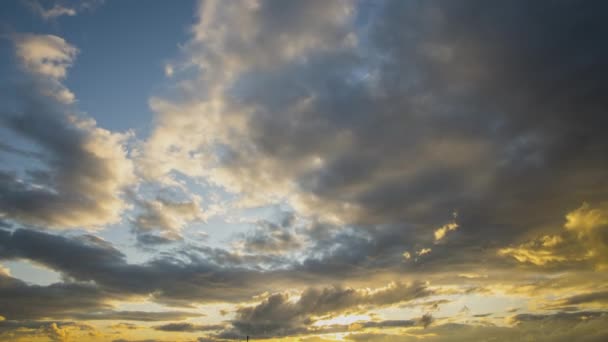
[1,0,608,341]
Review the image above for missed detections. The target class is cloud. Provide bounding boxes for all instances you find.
[0,272,113,320]
[0,228,277,304]
[434,222,458,242]
[1,33,135,229]
[154,323,224,332]
[236,214,304,255]
[344,311,608,342]
[131,194,206,243]
[71,310,202,322]
[11,33,77,80]
[10,33,78,103]
[0,268,200,322]
[556,291,608,308]
[417,248,432,257]
[0,320,98,342]
[2,1,608,339]
[135,0,608,282]
[23,0,104,20]
[218,281,431,338]
[498,203,608,268]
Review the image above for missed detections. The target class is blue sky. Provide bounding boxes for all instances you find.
[1,0,195,133]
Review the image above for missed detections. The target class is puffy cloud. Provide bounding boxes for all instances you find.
[138,0,608,269]
[2,1,608,339]
[12,33,77,80]
[0,321,99,342]
[45,322,69,342]
[132,194,206,243]
[1,34,135,229]
[137,0,357,202]
[218,281,431,338]
[236,214,303,255]
[10,33,77,103]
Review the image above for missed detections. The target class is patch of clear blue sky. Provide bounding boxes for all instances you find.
[0,0,196,135]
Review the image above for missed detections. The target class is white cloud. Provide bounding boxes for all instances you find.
[1,33,136,229]
[12,33,78,79]
[23,0,103,20]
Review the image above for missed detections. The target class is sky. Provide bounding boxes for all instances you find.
[1,0,608,341]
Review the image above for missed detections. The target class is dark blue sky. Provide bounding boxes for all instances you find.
[1,0,195,133]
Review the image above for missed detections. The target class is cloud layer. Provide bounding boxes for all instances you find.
[1,0,608,341]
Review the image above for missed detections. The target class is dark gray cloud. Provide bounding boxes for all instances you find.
[238,214,303,255]
[191,0,608,267]
[217,281,431,338]
[0,141,42,158]
[560,291,608,306]
[345,311,608,342]
[133,0,608,283]
[0,272,111,320]
[0,270,199,322]
[154,322,224,332]
[2,1,608,339]
[0,228,272,304]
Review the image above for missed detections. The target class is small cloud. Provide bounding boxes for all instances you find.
[23,0,103,20]
[434,222,459,242]
[418,313,434,328]
[24,0,76,20]
[11,33,78,80]
[164,63,174,77]
[0,263,11,276]
[417,248,432,256]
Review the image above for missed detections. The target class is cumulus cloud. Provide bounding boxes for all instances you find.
[217,281,431,338]
[236,214,304,255]
[10,33,78,103]
[0,320,99,342]
[131,194,206,243]
[2,0,608,340]
[12,33,77,80]
[137,0,608,277]
[1,33,135,229]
